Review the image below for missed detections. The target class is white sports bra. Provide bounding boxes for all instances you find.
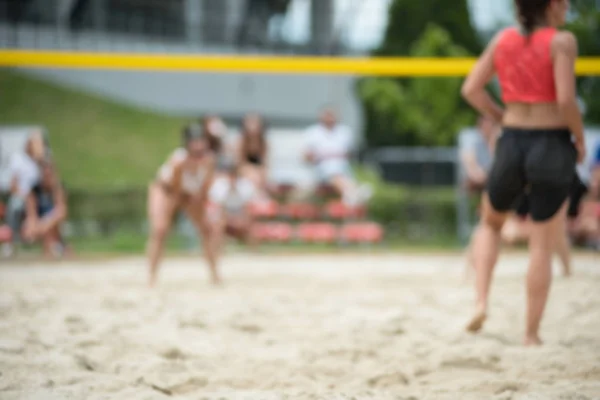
[157,148,207,194]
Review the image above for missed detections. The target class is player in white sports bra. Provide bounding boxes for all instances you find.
[146,122,220,287]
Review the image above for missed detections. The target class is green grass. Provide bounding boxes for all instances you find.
[0,70,187,189]
[69,231,189,254]
[67,235,461,256]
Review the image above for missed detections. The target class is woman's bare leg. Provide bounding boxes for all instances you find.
[146,184,177,287]
[36,207,67,237]
[501,215,530,246]
[467,194,508,332]
[525,202,568,346]
[463,235,475,283]
[555,214,572,277]
[185,200,222,285]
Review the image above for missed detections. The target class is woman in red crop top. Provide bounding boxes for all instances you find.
[461,0,586,346]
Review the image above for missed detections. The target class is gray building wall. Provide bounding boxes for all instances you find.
[19,68,363,136]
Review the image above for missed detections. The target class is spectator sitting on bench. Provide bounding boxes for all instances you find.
[208,162,258,249]
[235,113,271,200]
[23,159,69,258]
[303,107,371,206]
[2,129,46,258]
[570,141,600,250]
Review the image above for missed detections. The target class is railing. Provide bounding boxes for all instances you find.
[0,0,356,55]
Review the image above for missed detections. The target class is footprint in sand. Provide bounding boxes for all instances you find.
[178,318,207,330]
[230,322,263,334]
[74,353,99,372]
[141,375,208,396]
[160,347,188,360]
[441,357,503,373]
[367,372,410,387]
[0,339,24,354]
[64,314,89,335]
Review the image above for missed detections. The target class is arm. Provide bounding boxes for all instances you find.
[461,150,487,184]
[23,192,39,240]
[304,128,317,164]
[553,31,586,160]
[51,184,67,222]
[158,150,186,195]
[8,155,20,195]
[461,33,504,123]
[9,176,18,195]
[34,185,67,236]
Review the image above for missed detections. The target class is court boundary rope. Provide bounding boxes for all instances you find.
[1,50,599,76]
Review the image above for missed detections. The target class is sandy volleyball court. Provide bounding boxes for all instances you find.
[0,252,599,400]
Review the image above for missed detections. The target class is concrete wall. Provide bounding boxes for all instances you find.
[19,68,363,135]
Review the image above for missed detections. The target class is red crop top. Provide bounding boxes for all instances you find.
[494,27,558,103]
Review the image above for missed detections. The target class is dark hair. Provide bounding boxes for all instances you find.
[240,113,267,159]
[181,122,204,145]
[514,0,552,34]
[200,116,224,153]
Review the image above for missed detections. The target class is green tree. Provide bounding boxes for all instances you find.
[358,25,474,147]
[376,0,481,56]
[567,0,600,124]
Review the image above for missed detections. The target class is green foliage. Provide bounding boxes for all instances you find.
[377,0,481,56]
[0,70,185,189]
[566,1,600,124]
[359,25,475,147]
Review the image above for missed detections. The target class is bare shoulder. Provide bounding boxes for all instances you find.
[168,148,187,167]
[552,31,578,55]
[486,27,511,50]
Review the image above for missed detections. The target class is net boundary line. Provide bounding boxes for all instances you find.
[1,50,599,76]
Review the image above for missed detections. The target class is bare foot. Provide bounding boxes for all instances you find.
[466,308,487,333]
[524,335,543,346]
[148,274,157,288]
[210,273,223,286]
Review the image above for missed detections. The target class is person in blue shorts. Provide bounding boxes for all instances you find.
[23,160,69,258]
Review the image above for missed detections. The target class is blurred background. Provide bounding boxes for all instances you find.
[0,0,599,256]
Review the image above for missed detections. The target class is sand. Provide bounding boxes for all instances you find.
[0,252,599,400]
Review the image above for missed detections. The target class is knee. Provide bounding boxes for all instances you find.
[481,212,505,233]
[151,225,169,241]
[56,205,67,222]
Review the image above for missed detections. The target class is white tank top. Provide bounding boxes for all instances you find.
[157,148,207,194]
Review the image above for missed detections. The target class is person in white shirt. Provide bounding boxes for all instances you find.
[23,159,70,258]
[208,162,257,249]
[3,130,45,257]
[304,108,371,206]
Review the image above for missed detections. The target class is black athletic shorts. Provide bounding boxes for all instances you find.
[512,174,588,219]
[487,127,577,222]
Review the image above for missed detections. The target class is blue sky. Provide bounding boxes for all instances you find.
[280,0,514,49]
